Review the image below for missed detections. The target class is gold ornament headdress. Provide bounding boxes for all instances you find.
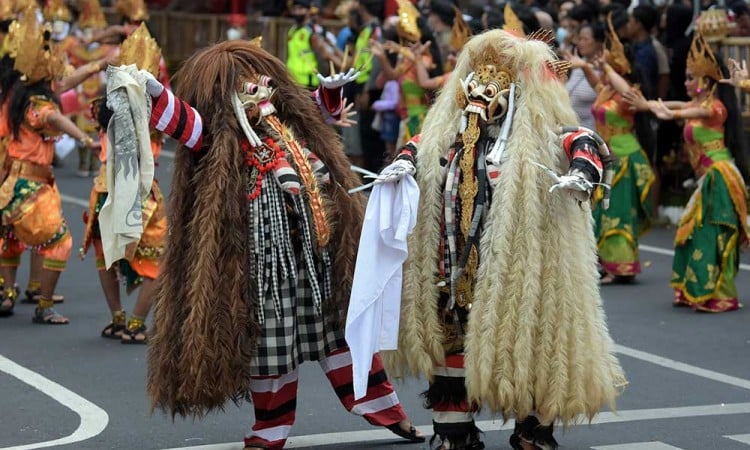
[687,31,722,82]
[11,0,38,15]
[468,43,513,90]
[696,9,735,42]
[43,0,72,23]
[605,13,630,75]
[7,8,68,83]
[396,0,420,42]
[450,6,471,52]
[249,35,263,48]
[503,3,524,36]
[115,0,149,22]
[78,0,108,29]
[119,22,161,76]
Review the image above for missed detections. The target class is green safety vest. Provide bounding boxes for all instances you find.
[287,25,319,88]
[354,24,375,85]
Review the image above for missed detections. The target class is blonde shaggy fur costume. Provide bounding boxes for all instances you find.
[383,29,627,425]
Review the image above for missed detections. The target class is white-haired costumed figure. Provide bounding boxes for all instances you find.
[346,28,627,450]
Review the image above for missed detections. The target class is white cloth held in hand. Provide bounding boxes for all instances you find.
[99,65,155,269]
[346,174,420,400]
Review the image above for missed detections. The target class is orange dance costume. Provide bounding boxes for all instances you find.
[0,95,72,270]
[80,129,166,291]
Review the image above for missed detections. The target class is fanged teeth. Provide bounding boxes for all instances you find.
[465,103,488,121]
[465,104,484,115]
[260,102,276,116]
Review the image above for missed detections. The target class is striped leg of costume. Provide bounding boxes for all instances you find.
[244,370,299,450]
[244,348,406,450]
[424,353,483,450]
[319,348,406,426]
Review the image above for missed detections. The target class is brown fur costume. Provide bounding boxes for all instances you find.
[147,41,365,417]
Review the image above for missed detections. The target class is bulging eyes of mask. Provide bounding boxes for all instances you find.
[51,20,71,40]
[226,27,244,41]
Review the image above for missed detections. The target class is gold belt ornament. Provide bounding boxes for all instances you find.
[0,159,53,209]
[701,139,725,152]
[265,115,330,248]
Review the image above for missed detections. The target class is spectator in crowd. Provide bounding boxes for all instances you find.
[425,0,454,71]
[563,21,605,130]
[355,0,386,172]
[626,5,659,100]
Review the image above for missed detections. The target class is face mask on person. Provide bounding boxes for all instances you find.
[51,20,70,41]
[226,26,243,40]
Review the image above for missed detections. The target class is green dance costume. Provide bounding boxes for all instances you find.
[672,98,748,312]
[592,86,654,277]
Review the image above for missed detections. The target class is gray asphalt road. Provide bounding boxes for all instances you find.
[1,145,749,450]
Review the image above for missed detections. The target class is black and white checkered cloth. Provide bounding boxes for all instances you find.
[250,247,346,376]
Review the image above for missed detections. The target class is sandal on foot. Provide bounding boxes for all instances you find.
[32,306,69,325]
[101,322,126,339]
[121,322,148,344]
[102,311,126,339]
[599,273,616,285]
[387,422,426,442]
[0,293,17,317]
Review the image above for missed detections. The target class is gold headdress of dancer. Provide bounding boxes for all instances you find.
[396,0,421,42]
[119,22,162,76]
[78,0,108,29]
[605,12,630,75]
[687,31,722,82]
[503,3,524,36]
[450,6,471,52]
[43,0,72,23]
[7,7,67,83]
[115,0,149,22]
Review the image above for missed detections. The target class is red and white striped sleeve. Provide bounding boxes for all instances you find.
[562,130,603,183]
[149,89,204,151]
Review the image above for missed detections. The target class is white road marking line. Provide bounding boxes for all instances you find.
[592,443,685,450]
[162,149,175,159]
[614,344,750,391]
[639,244,750,271]
[0,354,109,450]
[726,434,750,445]
[159,402,750,450]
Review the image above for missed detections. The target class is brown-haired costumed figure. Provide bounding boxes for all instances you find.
[137,40,424,449]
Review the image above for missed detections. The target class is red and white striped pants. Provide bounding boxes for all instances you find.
[243,348,406,449]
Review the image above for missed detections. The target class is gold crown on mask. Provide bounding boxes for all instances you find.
[43,0,72,23]
[469,44,514,90]
[115,0,149,21]
[687,31,722,82]
[503,3,524,36]
[605,13,630,75]
[78,0,108,29]
[450,6,471,52]
[7,7,68,83]
[119,23,161,76]
[396,0,421,42]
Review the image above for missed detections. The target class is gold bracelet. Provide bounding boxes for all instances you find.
[673,109,682,120]
[740,79,750,92]
[79,135,94,147]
